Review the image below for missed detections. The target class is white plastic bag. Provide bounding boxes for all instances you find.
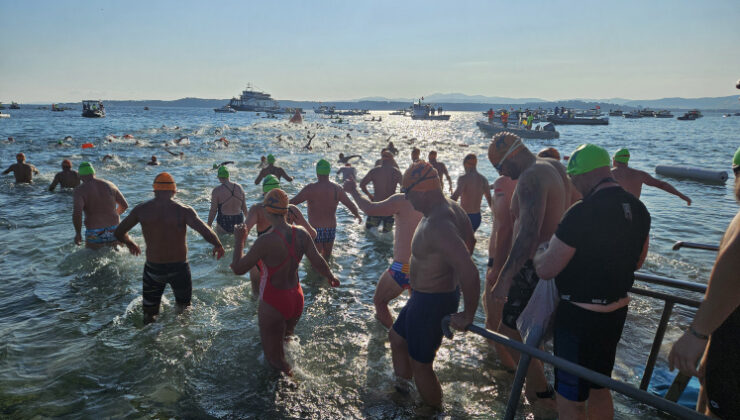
[516,278,560,345]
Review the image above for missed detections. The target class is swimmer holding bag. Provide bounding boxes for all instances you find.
[517,243,560,344]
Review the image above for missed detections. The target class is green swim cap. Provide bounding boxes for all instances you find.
[613,148,630,164]
[217,165,229,178]
[262,175,280,193]
[567,144,610,176]
[78,162,95,176]
[733,146,740,170]
[267,154,276,164]
[316,159,331,175]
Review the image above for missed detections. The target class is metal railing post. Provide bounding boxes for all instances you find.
[503,326,543,420]
[640,300,675,390]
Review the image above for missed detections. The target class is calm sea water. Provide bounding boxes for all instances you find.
[0,107,737,419]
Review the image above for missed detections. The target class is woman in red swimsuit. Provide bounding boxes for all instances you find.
[231,189,340,375]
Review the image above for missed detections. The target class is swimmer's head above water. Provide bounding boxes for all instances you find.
[217,165,229,179]
[613,148,630,165]
[402,161,440,195]
[567,144,611,176]
[153,172,177,192]
[316,159,331,176]
[78,162,95,176]
[16,153,25,163]
[463,154,477,169]
[537,147,561,160]
[263,188,289,215]
[267,154,276,165]
[61,159,72,169]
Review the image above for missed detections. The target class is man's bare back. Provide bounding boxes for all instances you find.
[3,162,37,183]
[452,170,491,214]
[360,162,402,202]
[291,180,358,228]
[611,166,647,197]
[74,178,126,230]
[50,170,80,191]
[132,198,192,263]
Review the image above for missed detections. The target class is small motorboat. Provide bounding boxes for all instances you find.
[0,112,10,119]
[655,110,674,118]
[214,105,236,113]
[608,110,623,116]
[547,115,609,125]
[677,110,702,121]
[476,121,559,139]
[82,100,105,118]
[9,102,20,110]
[144,106,150,111]
[624,110,642,119]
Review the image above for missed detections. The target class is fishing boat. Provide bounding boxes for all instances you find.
[410,99,450,120]
[82,100,105,118]
[639,109,656,117]
[547,115,608,125]
[214,105,236,113]
[476,121,559,139]
[655,110,674,118]
[624,110,642,119]
[608,109,623,116]
[227,83,281,112]
[51,104,64,112]
[9,102,20,110]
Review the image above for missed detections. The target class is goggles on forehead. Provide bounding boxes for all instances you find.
[493,139,523,172]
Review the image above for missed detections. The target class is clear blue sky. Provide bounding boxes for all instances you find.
[1,0,739,103]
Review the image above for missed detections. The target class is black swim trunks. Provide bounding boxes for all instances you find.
[142,261,192,312]
[366,215,394,233]
[704,307,740,418]
[216,212,244,233]
[553,301,627,402]
[501,260,539,329]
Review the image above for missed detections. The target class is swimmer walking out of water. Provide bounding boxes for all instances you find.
[231,189,339,375]
[49,159,80,191]
[73,162,129,249]
[3,153,39,184]
[611,148,691,205]
[116,173,225,324]
[255,154,293,185]
[389,161,477,409]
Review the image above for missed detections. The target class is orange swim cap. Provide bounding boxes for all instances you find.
[488,132,524,167]
[263,188,289,215]
[463,154,477,168]
[16,153,25,162]
[537,147,561,160]
[153,172,176,191]
[402,161,440,193]
[62,159,72,168]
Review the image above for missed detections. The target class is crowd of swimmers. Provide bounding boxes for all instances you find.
[4,129,740,419]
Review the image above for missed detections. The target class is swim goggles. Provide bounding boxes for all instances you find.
[493,138,523,172]
[401,166,437,198]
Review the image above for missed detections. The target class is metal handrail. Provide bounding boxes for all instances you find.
[441,272,710,419]
[441,320,707,420]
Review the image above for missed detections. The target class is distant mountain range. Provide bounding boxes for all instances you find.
[38,93,740,111]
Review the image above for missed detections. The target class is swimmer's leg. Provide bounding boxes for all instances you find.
[249,266,260,298]
[586,388,614,419]
[484,269,516,371]
[410,359,443,409]
[498,322,553,407]
[373,271,404,329]
[322,240,335,260]
[258,300,292,375]
[285,315,300,337]
[389,328,412,381]
[143,305,159,325]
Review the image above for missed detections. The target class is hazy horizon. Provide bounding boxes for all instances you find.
[1,0,739,103]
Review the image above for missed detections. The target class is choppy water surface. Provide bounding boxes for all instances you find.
[0,107,737,418]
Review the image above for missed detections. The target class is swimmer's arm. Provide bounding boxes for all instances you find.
[243,205,259,236]
[2,165,12,175]
[359,171,374,200]
[337,188,362,221]
[437,223,479,326]
[302,231,339,286]
[239,186,248,215]
[49,174,60,192]
[450,177,462,201]
[114,208,141,254]
[254,168,266,185]
[482,177,492,209]
[642,171,691,205]
[207,189,219,227]
[31,165,39,175]
[113,188,128,215]
[230,236,266,275]
[72,189,85,237]
[289,205,316,239]
[491,189,513,282]
[289,186,309,206]
[688,229,740,338]
[348,185,402,216]
[495,178,546,294]
[278,168,293,182]
[184,206,224,256]
[533,235,575,279]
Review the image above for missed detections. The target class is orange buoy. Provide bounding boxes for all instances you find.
[82,143,94,149]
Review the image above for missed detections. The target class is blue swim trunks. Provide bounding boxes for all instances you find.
[392,287,460,364]
[85,225,118,244]
[388,261,410,290]
[467,212,481,232]
[315,227,336,243]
